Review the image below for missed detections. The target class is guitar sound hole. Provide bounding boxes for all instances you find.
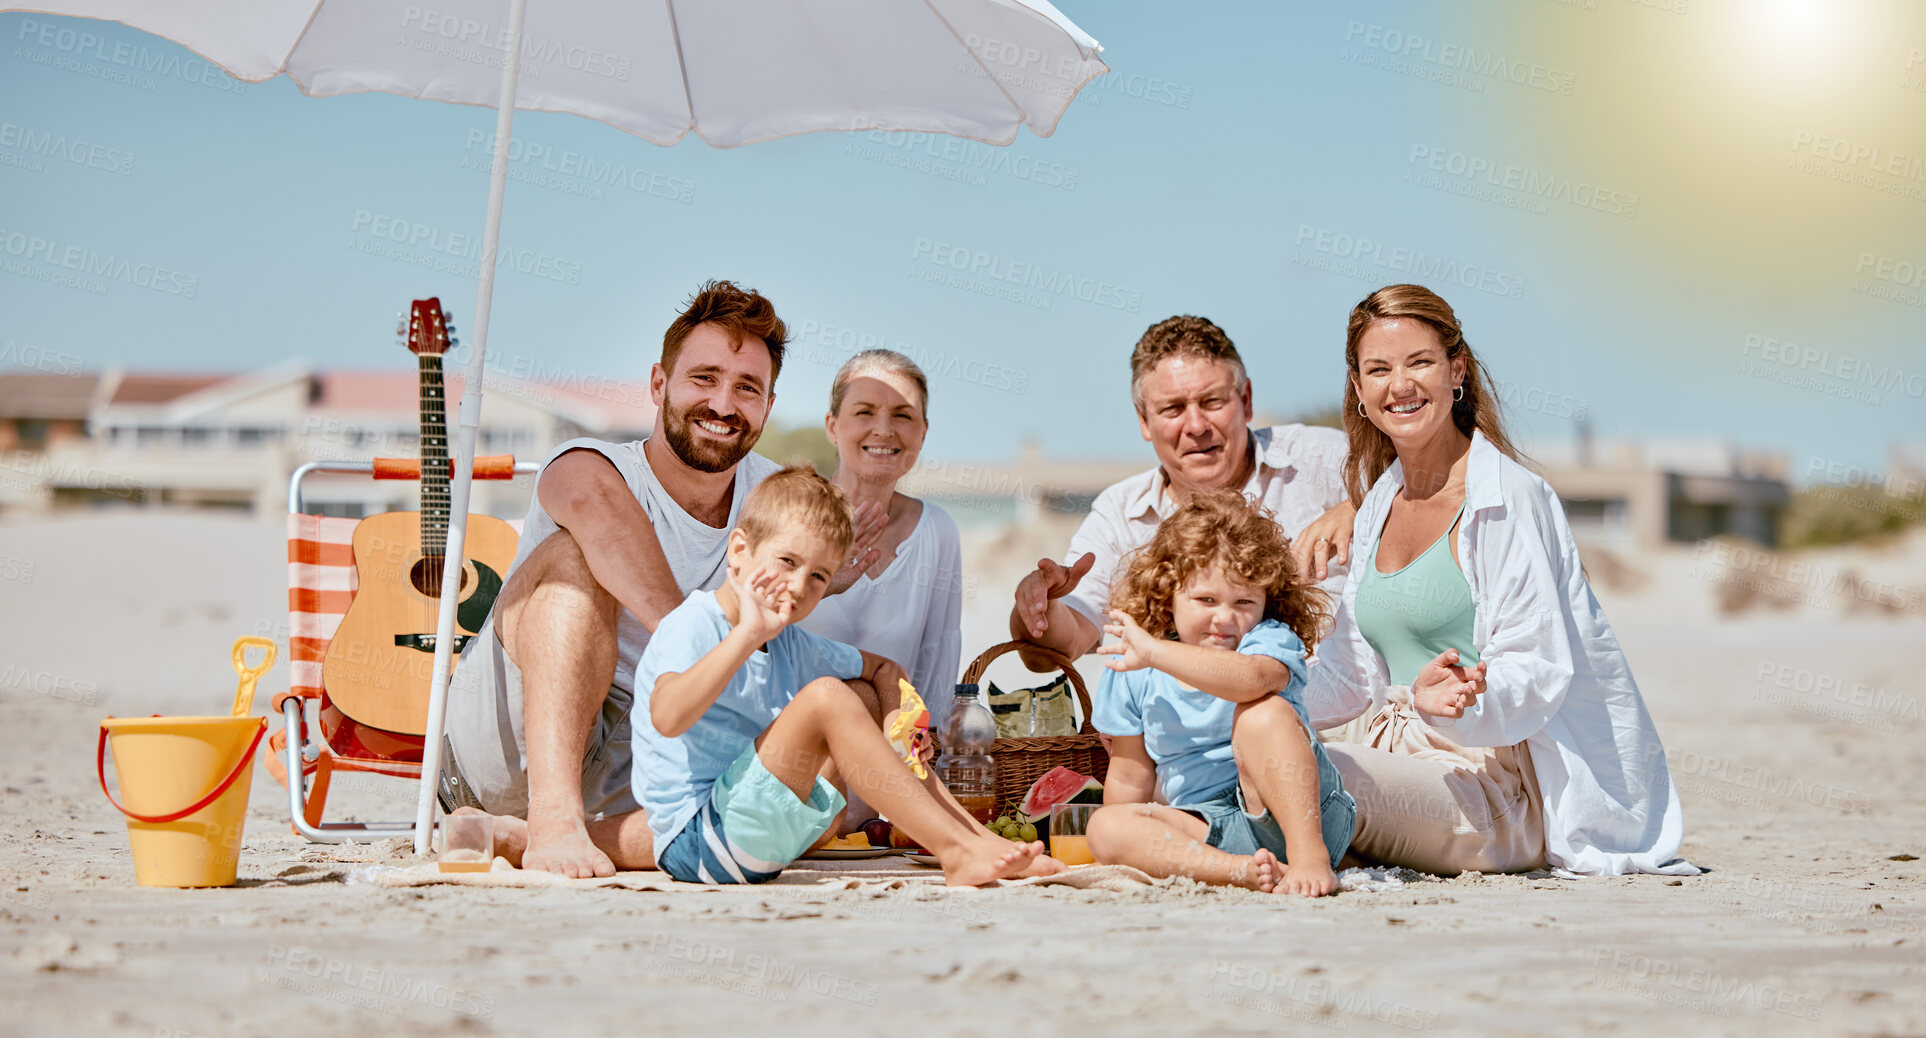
[410,557,473,597]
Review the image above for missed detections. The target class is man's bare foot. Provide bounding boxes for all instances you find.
[452,807,526,866]
[940,837,1045,887]
[1251,848,1282,893]
[523,812,616,878]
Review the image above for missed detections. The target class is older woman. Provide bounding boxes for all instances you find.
[800,349,965,727]
[1306,284,1693,877]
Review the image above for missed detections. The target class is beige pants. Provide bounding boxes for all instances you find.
[1321,686,1546,876]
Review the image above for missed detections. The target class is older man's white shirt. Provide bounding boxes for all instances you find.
[1061,423,1351,631]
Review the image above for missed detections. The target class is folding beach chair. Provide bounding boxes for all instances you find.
[264,455,534,841]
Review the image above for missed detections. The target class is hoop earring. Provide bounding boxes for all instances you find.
[1356,401,1366,418]
[1453,384,1465,402]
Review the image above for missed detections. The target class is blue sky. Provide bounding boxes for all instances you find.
[2,0,1922,483]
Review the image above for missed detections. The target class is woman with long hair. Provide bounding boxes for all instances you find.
[1305,284,1692,876]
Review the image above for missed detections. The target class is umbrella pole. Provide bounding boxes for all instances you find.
[414,0,530,856]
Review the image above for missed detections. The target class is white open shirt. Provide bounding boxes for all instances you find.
[1305,431,1695,877]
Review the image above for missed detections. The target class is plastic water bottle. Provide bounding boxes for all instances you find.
[935,684,997,824]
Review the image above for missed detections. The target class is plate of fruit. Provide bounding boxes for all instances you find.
[801,831,896,859]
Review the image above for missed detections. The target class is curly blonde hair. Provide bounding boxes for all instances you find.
[1109,489,1332,651]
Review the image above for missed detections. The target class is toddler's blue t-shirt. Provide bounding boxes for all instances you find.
[632,590,863,850]
[1091,620,1310,806]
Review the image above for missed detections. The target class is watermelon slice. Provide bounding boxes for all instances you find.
[1020,766,1102,822]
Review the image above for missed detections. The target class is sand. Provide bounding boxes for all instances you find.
[2,512,1923,1036]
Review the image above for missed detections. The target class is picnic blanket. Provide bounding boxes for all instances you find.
[285,838,1438,892]
[343,856,1161,893]
[320,851,1431,894]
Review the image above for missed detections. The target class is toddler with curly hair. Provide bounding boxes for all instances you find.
[1086,489,1355,896]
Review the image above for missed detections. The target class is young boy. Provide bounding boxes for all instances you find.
[634,465,1050,887]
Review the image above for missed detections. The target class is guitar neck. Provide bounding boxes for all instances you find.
[419,351,448,557]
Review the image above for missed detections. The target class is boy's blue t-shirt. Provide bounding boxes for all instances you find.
[632,590,864,850]
[1091,620,1311,807]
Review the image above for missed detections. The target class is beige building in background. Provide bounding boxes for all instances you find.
[0,372,96,456]
[901,432,1796,551]
[2,373,1805,551]
[1534,438,1791,549]
[0,362,653,519]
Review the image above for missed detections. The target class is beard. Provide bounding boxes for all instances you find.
[661,392,762,474]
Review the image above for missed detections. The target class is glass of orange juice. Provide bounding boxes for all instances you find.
[1049,804,1097,866]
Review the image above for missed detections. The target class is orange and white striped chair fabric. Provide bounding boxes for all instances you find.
[284,513,362,721]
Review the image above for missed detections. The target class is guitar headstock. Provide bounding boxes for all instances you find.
[402,298,457,357]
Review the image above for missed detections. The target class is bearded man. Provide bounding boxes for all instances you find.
[440,281,879,876]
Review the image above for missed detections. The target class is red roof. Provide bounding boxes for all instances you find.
[0,373,101,419]
[311,371,420,412]
[108,374,225,405]
[80,367,653,434]
[313,371,656,431]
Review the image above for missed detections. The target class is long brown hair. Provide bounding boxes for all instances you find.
[1340,284,1523,504]
[1109,489,1331,651]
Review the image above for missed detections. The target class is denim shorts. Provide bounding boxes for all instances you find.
[655,744,845,885]
[1182,779,1356,869]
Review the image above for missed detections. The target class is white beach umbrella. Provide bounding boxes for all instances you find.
[11,0,1108,853]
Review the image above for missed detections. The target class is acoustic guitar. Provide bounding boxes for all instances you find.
[320,298,519,757]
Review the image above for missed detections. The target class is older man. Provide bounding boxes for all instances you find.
[1010,315,1356,665]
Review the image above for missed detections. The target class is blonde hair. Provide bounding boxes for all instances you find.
[1109,489,1331,651]
[735,464,855,555]
[1341,284,1525,504]
[829,349,930,417]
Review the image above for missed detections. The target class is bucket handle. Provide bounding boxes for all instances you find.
[97,717,268,824]
[230,637,277,717]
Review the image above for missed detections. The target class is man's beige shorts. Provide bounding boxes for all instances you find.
[439,627,639,819]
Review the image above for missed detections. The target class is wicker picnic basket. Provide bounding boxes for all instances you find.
[958,640,1109,810]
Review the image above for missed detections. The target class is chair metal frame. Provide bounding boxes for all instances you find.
[273,458,534,842]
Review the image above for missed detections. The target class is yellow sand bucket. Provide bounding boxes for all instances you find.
[96,638,275,887]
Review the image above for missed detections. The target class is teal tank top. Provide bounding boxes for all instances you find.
[1354,502,1480,686]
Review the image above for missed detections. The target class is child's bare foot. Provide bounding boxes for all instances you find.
[1278,858,1338,898]
[1251,848,1282,893]
[1013,853,1067,878]
[940,836,1045,887]
[451,807,525,867]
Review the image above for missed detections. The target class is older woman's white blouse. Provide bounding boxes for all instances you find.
[1305,431,1694,877]
[799,501,966,727]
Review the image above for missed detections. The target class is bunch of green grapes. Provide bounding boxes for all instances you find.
[987,804,1038,843]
